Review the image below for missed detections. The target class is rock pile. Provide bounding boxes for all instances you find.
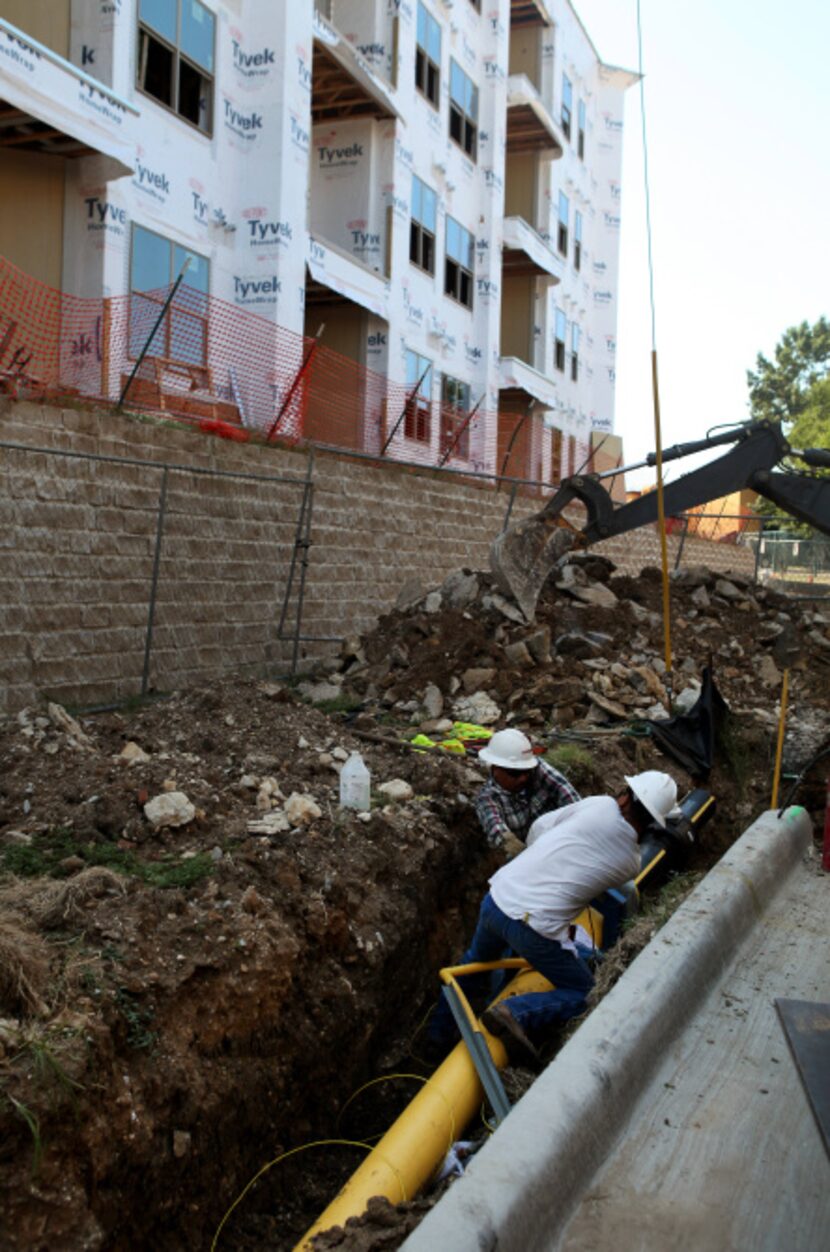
[309,559,829,779]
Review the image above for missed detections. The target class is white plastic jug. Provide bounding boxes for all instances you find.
[339,751,371,812]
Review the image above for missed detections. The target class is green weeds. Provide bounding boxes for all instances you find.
[544,743,601,792]
[717,712,755,799]
[0,830,213,890]
[114,988,157,1051]
[6,1095,42,1176]
[313,693,365,716]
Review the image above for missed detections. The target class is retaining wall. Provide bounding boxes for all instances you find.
[0,399,756,713]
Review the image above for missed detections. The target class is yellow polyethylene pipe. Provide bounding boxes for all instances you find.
[295,909,604,1250]
[294,966,551,1250]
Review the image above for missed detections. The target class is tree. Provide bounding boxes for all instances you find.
[747,316,830,425]
[786,376,830,453]
[746,319,830,536]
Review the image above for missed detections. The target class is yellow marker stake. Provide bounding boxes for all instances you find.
[771,668,790,809]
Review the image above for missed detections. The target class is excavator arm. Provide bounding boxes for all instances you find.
[491,419,830,619]
[547,420,830,543]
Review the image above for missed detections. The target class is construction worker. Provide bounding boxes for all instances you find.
[475,728,580,850]
[427,771,678,1064]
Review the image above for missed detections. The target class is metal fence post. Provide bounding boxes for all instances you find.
[276,449,316,674]
[292,469,315,676]
[142,466,169,697]
[500,480,519,534]
[674,515,690,570]
[117,260,190,411]
[753,532,763,585]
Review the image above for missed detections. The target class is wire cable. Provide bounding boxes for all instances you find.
[636,0,673,692]
[336,1073,428,1135]
[637,0,657,354]
[209,1139,388,1251]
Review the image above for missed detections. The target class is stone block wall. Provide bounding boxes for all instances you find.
[0,399,757,713]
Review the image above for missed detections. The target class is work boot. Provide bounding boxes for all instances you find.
[481,1003,540,1067]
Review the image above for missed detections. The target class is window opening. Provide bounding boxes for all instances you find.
[130,223,209,364]
[561,74,572,140]
[445,216,475,309]
[416,2,441,106]
[410,175,438,274]
[440,374,472,459]
[557,191,569,256]
[449,59,478,159]
[554,308,567,373]
[405,349,433,442]
[137,0,215,133]
[570,323,580,382]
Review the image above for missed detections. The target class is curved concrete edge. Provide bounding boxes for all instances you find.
[401,807,813,1252]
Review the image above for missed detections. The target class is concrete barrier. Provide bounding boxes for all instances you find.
[402,806,813,1252]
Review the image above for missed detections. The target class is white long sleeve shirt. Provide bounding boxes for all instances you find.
[488,795,640,943]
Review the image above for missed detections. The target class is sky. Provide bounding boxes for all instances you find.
[574,0,830,486]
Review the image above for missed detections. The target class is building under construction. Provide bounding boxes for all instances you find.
[0,0,635,480]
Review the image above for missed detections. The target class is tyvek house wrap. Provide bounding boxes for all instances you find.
[17,0,634,461]
[0,18,137,178]
[61,1,310,431]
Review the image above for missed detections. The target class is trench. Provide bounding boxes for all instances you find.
[212,866,490,1252]
[205,787,749,1252]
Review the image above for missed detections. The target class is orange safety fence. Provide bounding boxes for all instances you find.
[0,254,593,493]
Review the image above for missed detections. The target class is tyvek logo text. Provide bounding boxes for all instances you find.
[85,196,127,235]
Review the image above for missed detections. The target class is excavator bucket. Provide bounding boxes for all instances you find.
[490,514,579,621]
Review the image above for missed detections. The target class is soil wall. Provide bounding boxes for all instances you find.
[0,398,756,713]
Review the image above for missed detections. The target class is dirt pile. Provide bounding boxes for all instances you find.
[325,558,829,836]
[0,683,496,1251]
[0,556,827,1251]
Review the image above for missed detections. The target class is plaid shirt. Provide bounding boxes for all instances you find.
[475,758,580,849]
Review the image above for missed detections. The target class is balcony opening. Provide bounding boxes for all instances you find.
[508,24,542,95]
[500,274,536,369]
[504,151,538,229]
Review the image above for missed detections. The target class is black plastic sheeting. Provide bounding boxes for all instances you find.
[648,667,728,778]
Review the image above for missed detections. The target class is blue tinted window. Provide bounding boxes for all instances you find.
[181,0,214,72]
[173,244,209,292]
[132,224,170,293]
[450,61,477,117]
[130,225,209,361]
[423,183,437,232]
[412,177,437,231]
[558,192,569,224]
[411,175,422,220]
[556,309,567,339]
[140,0,176,43]
[450,60,465,105]
[417,3,441,61]
[447,217,473,268]
[406,349,432,397]
[417,2,426,46]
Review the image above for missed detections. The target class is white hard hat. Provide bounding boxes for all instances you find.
[624,771,678,829]
[479,728,539,771]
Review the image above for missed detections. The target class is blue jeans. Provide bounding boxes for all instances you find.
[429,892,594,1044]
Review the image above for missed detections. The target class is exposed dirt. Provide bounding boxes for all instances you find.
[0,561,827,1251]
